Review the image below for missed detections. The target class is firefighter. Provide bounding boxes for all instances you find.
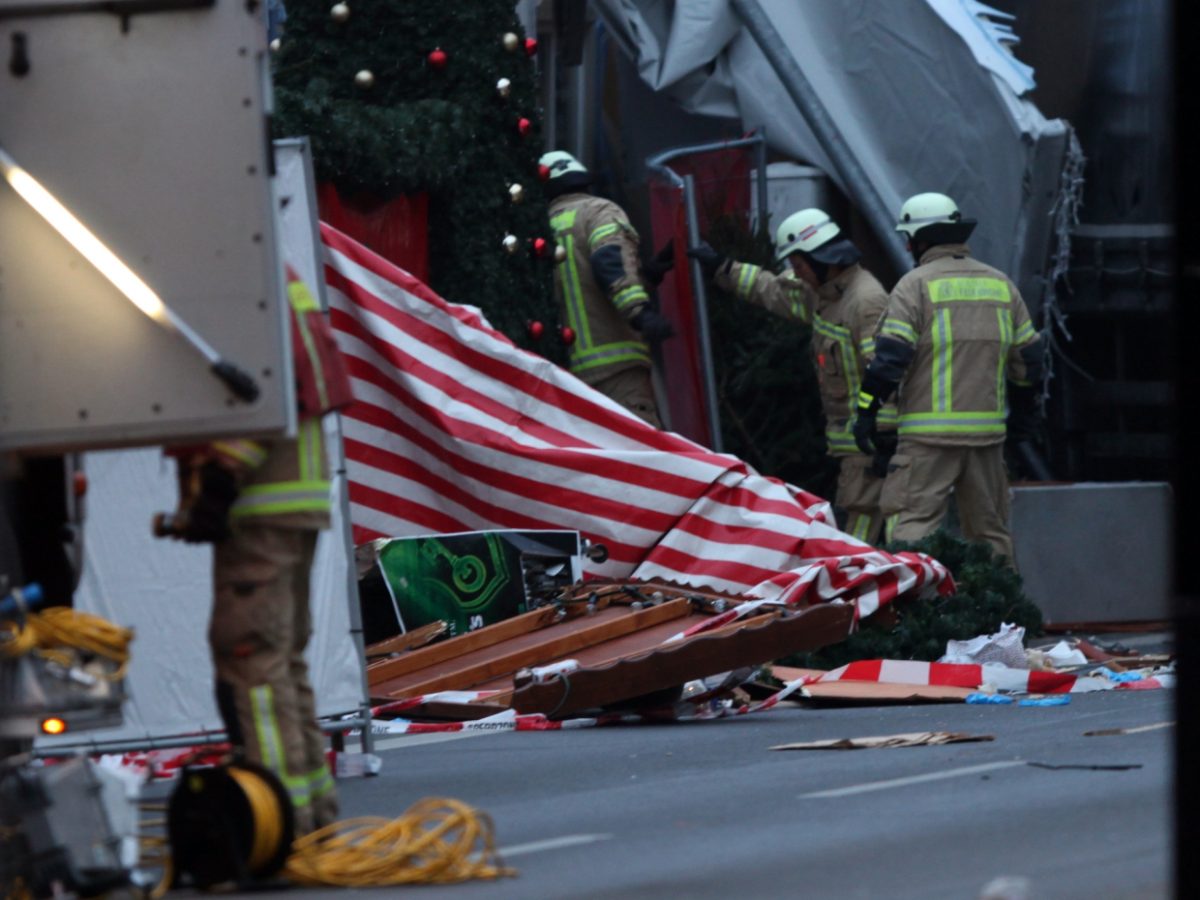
[172,270,353,835]
[688,209,897,544]
[540,150,673,427]
[853,192,1044,564]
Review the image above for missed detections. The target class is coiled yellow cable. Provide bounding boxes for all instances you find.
[0,607,133,679]
[283,799,515,887]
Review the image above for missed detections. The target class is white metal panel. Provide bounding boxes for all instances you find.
[0,0,292,452]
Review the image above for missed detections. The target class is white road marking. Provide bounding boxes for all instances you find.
[1085,720,1175,737]
[800,760,1027,799]
[501,834,614,858]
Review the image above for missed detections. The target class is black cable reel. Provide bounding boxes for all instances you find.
[167,760,295,890]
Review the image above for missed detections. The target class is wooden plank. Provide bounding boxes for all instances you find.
[510,603,854,718]
[366,604,566,685]
[385,598,693,698]
[364,621,448,658]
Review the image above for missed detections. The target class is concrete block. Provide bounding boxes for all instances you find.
[1011,483,1172,624]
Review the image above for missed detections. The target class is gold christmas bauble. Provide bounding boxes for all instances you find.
[354,69,374,89]
[330,3,350,23]
[502,32,520,52]
[508,183,525,203]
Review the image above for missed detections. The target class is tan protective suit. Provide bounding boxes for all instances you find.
[205,275,349,835]
[716,260,894,542]
[548,193,661,427]
[874,243,1041,562]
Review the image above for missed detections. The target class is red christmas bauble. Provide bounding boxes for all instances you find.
[517,117,532,136]
[428,48,448,69]
[533,237,548,257]
[524,37,539,57]
[560,325,576,346]
[527,320,545,340]
[538,164,551,181]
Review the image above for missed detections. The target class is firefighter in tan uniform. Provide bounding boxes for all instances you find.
[689,209,897,544]
[169,271,353,835]
[540,150,674,427]
[853,193,1044,564]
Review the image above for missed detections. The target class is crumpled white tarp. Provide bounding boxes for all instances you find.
[941,622,1028,669]
[595,0,1070,302]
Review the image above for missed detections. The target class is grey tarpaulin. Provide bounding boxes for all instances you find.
[593,0,1073,316]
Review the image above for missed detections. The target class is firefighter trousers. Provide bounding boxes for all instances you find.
[879,440,1015,565]
[210,523,338,835]
[835,454,886,545]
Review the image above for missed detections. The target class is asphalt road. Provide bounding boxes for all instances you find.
[191,682,1174,899]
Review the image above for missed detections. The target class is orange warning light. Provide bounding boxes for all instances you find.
[40,717,67,735]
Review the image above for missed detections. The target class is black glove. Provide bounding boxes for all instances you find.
[642,239,675,287]
[1006,383,1041,444]
[852,394,881,455]
[183,461,239,544]
[686,241,725,278]
[631,307,675,342]
[870,431,898,478]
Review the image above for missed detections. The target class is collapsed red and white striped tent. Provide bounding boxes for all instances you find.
[320,223,952,619]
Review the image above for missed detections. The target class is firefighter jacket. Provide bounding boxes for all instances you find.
[875,243,1041,448]
[715,260,896,456]
[210,275,353,529]
[548,192,653,386]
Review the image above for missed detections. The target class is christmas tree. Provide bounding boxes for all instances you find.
[271,1,558,353]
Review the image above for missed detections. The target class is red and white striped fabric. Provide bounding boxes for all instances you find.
[321,224,952,616]
[795,659,1114,695]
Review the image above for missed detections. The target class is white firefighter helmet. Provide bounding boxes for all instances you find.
[774,208,839,262]
[895,192,963,237]
[539,150,589,180]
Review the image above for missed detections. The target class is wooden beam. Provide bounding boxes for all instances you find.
[510,603,854,718]
[384,598,693,698]
[366,605,565,685]
[364,621,448,658]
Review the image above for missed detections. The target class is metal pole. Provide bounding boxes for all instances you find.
[32,713,372,759]
[754,129,770,235]
[330,412,376,755]
[729,0,910,275]
[683,174,723,452]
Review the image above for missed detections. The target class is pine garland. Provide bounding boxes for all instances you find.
[787,530,1045,669]
[271,2,559,354]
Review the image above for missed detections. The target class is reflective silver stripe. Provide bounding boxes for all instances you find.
[899,412,1005,435]
[588,222,622,247]
[736,264,761,301]
[298,418,322,482]
[613,285,649,311]
[231,483,331,517]
[996,307,1013,412]
[251,685,285,774]
[881,318,917,342]
[570,340,651,373]
[552,209,592,349]
[932,308,952,412]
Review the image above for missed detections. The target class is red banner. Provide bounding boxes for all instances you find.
[316,183,429,283]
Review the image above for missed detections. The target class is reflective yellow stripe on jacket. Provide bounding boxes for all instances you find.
[552,207,652,375]
[230,419,330,518]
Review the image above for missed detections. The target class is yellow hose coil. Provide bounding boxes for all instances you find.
[0,607,133,679]
[283,799,515,887]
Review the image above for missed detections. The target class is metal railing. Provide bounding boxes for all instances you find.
[645,133,770,453]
